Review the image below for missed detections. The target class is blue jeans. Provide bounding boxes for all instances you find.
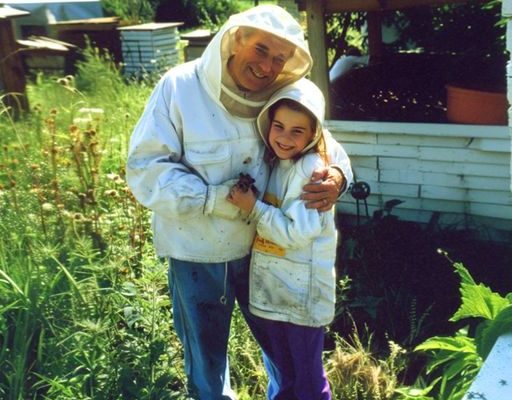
[168,256,280,400]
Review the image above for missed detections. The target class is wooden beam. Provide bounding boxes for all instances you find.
[323,0,480,12]
[305,0,331,117]
[367,11,383,61]
[0,18,28,116]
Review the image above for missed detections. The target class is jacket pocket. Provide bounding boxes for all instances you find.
[185,141,231,165]
[184,141,231,184]
[249,250,311,315]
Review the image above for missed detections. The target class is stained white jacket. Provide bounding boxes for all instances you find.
[249,155,338,327]
[248,80,352,327]
[126,5,351,262]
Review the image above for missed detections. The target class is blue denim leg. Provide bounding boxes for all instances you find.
[169,258,238,400]
[169,256,284,400]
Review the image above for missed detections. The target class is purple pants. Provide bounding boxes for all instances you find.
[261,318,332,400]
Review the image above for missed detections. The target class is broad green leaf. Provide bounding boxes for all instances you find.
[443,353,481,380]
[394,384,435,400]
[450,282,509,322]
[425,351,458,374]
[415,335,476,353]
[476,305,512,359]
[453,263,476,286]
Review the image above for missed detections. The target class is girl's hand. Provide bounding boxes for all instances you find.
[227,186,257,213]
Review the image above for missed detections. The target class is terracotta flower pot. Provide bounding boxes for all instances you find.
[446,84,508,125]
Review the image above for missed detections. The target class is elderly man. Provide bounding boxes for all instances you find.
[127,5,352,400]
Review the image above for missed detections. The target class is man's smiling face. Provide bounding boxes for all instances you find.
[228,28,295,92]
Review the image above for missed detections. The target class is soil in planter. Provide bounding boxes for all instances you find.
[330,52,506,123]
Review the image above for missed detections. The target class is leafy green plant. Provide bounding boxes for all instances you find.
[0,46,184,398]
[335,201,458,354]
[396,252,512,400]
[197,0,242,30]
[153,0,241,29]
[102,0,157,24]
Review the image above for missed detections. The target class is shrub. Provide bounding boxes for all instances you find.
[155,0,241,29]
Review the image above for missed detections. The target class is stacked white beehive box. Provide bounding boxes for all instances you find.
[118,22,183,76]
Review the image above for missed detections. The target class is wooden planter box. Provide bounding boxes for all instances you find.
[446,85,508,125]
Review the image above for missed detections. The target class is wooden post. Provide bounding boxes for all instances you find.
[367,11,384,62]
[305,0,331,118]
[0,8,30,117]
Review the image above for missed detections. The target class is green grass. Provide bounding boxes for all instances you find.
[0,45,270,399]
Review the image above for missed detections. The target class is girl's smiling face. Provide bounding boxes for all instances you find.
[268,105,315,160]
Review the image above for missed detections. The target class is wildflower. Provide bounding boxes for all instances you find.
[104,189,120,198]
[78,107,104,115]
[73,212,86,222]
[89,141,99,153]
[61,210,72,218]
[68,124,80,134]
[73,117,92,126]
[41,202,54,212]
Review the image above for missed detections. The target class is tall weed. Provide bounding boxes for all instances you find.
[0,47,184,398]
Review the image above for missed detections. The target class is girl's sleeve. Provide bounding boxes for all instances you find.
[126,73,208,219]
[248,155,328,249]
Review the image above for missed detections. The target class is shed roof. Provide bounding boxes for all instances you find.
[0,6,30,19]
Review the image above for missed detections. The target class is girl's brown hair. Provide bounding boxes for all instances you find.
[265,98,329,165]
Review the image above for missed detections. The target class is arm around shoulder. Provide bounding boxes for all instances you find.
[324,129,353,197]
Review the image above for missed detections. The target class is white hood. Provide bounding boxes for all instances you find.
[197,5,313,118]
[257,78,325,155]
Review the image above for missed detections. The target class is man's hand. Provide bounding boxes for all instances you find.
[301,166,344,212]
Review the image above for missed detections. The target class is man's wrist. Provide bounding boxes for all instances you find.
[330,165,347,196]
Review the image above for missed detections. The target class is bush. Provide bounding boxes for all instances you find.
[102,0,158,24]
[155,0,241,29]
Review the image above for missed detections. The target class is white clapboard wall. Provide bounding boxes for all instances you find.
[118,22,182,76]
[328,120,512,236]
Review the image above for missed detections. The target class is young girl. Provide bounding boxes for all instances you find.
[227,78,351,400]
